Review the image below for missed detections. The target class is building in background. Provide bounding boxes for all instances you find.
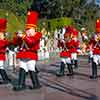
[95,0,100,7]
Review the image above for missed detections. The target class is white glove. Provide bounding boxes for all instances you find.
[17,33,23,37]
[17,30,23,37]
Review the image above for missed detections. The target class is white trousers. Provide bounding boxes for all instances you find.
[93,55,100,65]
[89,51,93,58]
[61,57,71,64]
[19,59,36,72]
[71,53,77,60]
[8,50,16,66]
[0,61,4,69]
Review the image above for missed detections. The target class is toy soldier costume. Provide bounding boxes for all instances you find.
[0,18,11,84]
[69,26,80,69]
[56,26,73,76]
[13,10,42,91]
[90,19,100,79]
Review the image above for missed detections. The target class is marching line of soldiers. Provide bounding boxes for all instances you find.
[0,8,100,92]
[56,18,100,80]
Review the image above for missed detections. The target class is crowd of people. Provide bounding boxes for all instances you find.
[0,9,100,92]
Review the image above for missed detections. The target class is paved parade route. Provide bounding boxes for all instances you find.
[0,56,100,100]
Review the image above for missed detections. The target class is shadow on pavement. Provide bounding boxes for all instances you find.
[40,77,98,100]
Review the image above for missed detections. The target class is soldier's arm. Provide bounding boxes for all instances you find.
[24,32,42,45]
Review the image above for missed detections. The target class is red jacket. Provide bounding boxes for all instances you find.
[59,40,71,58]
[93,42,100,54]
[89,36,100,54]
[69,40,80,53]
[0,39,9,60]
[13,32,42,60]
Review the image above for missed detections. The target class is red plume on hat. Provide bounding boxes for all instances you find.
[26,11,39,29]
[0,18,7,32]
[96,19,100,33]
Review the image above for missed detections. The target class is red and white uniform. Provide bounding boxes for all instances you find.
[69,26,80,60]
[59,39,71,64]
[0,18,10,69]
[13,32,42,60]
[69,39,80,60]
[13,11,42,72]
[0,39,10,69]
[13,32,42,72]
[91,36,100,65]
[0,39,9,61]
[92,19,100,65]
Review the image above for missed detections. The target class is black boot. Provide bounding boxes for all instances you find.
[56,62,65,77]
[29,71,41,89]
[0,69,11,84]
[67,64,74,76]
[35,66,40,74]
[13,68,26,91]
[71,60,74,65]
[74,60,78,69]
[88,56,91,63]
[90,61,97,79]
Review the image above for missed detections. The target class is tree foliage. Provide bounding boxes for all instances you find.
[34,0,81,18]
[0,0,98,32]
[0,0,33,16]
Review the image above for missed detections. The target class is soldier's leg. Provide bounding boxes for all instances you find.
[67,64,74,76]
[90,61,97,79]
[74,60,78,69]
[0,61,11,84]
[72,53,78,69]
[56,61,65,76]
[35,66,40,74]
[71,59,74,65]
[71,53,74,66]
[88,51,93,64]
[66,58,74,76]
[88,55,91,63]
[13,60,27,91]
[28,60,41,89]
[0,69,11,84]
[90,55,98,79]
[56,58,65,77]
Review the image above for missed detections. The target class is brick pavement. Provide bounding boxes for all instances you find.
[0,56,100,100]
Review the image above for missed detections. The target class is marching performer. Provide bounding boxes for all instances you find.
[56,27,73,76]
[69,27,80,69]
[80,27,88,55]
[0,18,11,84]
[13,10,42,91]
[90,19,100,79]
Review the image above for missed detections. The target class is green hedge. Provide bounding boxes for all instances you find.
[38,17,74,31]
